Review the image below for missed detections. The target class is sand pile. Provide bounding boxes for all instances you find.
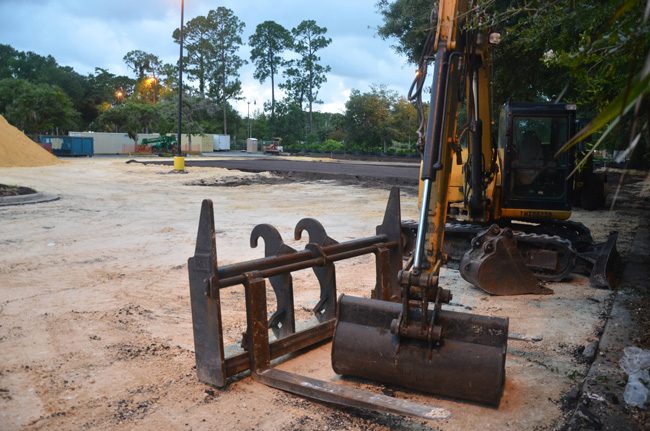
[0,115,61,167]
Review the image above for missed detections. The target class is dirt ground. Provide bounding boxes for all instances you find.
[0,157,647,430]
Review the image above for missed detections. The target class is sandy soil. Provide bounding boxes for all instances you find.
[0,115,60,167]
[0,158,645,430]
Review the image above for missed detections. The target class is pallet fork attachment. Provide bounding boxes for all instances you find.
[188,189,506,418]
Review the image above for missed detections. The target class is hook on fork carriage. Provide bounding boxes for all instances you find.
[188,188,508,417]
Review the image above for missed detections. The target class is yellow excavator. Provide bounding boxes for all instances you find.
[398,2,619,295]
[186,0,616,418]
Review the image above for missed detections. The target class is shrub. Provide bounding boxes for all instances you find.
[321,139,344,152]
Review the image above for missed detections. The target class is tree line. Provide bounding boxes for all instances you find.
[0,5,418,154]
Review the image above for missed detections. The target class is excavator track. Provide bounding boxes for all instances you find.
[509,219,594,252]
[511,231,575,281]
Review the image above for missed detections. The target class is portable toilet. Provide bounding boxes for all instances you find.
[246,138,258,152]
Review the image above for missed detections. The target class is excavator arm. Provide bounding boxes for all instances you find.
[332,0,511,405]
[402,0,550,296]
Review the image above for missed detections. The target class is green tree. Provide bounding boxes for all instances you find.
[280,63,307,107]
[205,7,246,135]
[173,15,211,97]
[287,20,332,132]
[1,47,91,124]
[312,111,346,142]
[376,0,650,163]
[344,87,395,152]
[0,78,80,133]
[95,101,161,139]
[272,99,307,145]
[122,50,167,105]
[123,50,162,80]
[0,44,18,79]
[376,0,434,63]
[389,96,418,148]
[528,0,650,167]
[249,21,293,121]
[81,68,135,122]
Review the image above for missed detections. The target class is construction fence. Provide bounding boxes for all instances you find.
[68,132,230,155]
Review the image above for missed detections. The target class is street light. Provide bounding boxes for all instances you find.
[176,0,184,157]
[115,88,124,103]
[147,76,157,104]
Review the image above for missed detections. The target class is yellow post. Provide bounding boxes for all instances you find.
[173,156,185,172]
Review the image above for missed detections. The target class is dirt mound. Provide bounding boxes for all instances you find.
[0,115,61,167]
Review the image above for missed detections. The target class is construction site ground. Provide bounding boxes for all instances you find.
[1,156,648,430]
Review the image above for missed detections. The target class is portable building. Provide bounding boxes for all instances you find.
[213,135,231,151]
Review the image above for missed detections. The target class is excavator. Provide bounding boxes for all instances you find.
[186,0,616,419]
[419,3,618,293]
[397,7,619,294]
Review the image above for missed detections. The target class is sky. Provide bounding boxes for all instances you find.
[0,0,418,116]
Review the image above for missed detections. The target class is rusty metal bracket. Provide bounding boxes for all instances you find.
[372,187,403,301]
[250,224,296,338]
[295,218,338,322]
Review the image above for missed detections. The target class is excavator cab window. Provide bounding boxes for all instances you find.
[508,115,569,201]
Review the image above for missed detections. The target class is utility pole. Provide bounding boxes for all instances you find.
[247,101,251,139]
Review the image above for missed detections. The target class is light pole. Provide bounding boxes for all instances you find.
[176,0,184,157]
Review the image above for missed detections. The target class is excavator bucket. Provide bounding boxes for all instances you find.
[575,231,621,289]
[332,295,508,405]
[459,225,553,295]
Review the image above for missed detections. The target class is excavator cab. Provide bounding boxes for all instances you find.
[499,102,575,217]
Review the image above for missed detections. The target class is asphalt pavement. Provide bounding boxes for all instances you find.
[139,156,420,181]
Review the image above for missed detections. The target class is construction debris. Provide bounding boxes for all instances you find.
[621,346,650,408]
